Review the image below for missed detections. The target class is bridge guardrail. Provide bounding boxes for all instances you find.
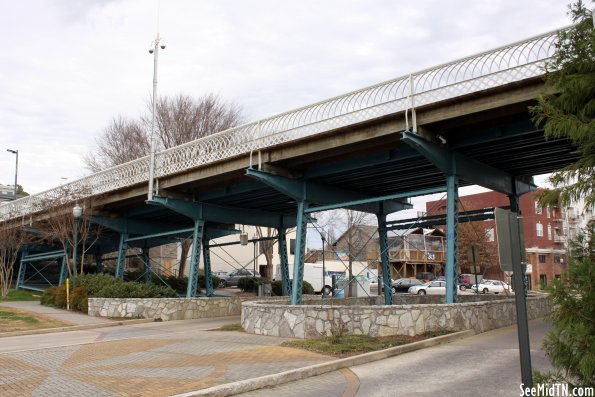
[0,27,565,222]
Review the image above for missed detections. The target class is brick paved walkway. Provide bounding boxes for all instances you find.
[0,320,343,397]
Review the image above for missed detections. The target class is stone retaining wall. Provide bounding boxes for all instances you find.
[241,295,551,338]
[87,295,380,321]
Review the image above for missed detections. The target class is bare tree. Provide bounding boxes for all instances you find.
[84,93,243,172]
[84,94,242,278]
[314,209,375,296]
[37,186,101,282]
[84,116,148,172]
[149,93,243,149]
[0,221,29,297]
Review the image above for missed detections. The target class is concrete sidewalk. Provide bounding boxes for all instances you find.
[0,301,115,325]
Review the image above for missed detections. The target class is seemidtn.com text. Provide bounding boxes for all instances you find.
[520,384,594,397]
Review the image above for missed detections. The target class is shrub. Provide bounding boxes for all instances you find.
[270,279,314,296]
[237,276,265,292]
[302,280,314,295]
[70,286,88,313]
[74,273,177,298]
[52,285,67,308]
[40,287,58,306]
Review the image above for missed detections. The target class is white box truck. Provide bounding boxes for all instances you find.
[275,263,345,295]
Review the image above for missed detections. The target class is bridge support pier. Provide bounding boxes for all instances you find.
[291,201,309,305]
[376,212,393,305]
[187,220,205,297]
[202,234,213,297]
[445,173,459,304]
[15,247,28,290]
[95,252,103,274]
[115,233,128,279]
[142,247,151,283]
[277,228,291,296]
[59,255,68,286]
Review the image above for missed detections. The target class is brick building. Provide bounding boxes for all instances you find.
[426,189,575,290]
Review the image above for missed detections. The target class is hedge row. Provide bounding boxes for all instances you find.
[41,273,177,312]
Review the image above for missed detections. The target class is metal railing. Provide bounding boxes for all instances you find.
[0,26,565,222]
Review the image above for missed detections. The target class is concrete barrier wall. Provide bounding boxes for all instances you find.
[241,295,551,338]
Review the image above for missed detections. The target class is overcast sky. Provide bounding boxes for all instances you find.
[0,0,569,203]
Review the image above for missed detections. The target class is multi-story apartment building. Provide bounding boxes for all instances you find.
[426,189,593,290]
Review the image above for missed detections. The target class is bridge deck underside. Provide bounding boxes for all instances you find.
[95,103,580,231]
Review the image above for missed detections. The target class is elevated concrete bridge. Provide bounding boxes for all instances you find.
[1,26,579,305]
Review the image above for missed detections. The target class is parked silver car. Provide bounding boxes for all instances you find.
[219,269,260,287]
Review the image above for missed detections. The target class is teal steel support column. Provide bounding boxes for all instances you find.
[115,233,128,279]
[142,247,151,283]
[15,247,28,290]
[445,173,459,304]
[377,213,393,305]
[202,236,214,297]
[58,255,68,286]
[187,220,205,297]
[277,228,291,296]
[291,201,308,305]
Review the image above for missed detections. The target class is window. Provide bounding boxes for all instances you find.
[554,255,562,263]
[539,274,547,289]
[536,223,543,237]
[539,254,547,263]
[486,228,495,242]
[535,202,542,214]
[547,224,552,240]
[546,206,550,218]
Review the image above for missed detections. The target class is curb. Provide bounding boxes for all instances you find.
[0,318,154,338]
[170,329,475,397]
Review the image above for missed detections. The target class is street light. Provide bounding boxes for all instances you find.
[147,33,166,201]
[6,149,18,200]
[72,203,83,282]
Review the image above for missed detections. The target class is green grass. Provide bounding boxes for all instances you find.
[282,334,411,356]
[0,289,42,302]
[0,310,39,324]
[217,323,245,332]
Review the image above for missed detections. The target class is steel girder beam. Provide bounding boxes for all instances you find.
[401,131,535,196]
[246,169,409,215]
[187,220,205,297]
[376,213,393,305]
[278,228,291,296]
[291,201,309,305]
[445,174,459,304]
[90,216,189,237]
[149,196,296,228]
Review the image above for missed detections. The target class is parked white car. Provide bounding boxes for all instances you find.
[408,280,446,295]
[471,280,511,294]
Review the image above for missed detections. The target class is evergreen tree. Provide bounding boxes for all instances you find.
[530,1,595,209]
[536,223,595,387]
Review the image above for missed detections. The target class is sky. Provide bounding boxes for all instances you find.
[0,0,570,205]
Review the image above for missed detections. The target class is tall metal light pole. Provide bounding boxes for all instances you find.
[147,34,166,201]
[6,149,18,200]
[72,203,83,286]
